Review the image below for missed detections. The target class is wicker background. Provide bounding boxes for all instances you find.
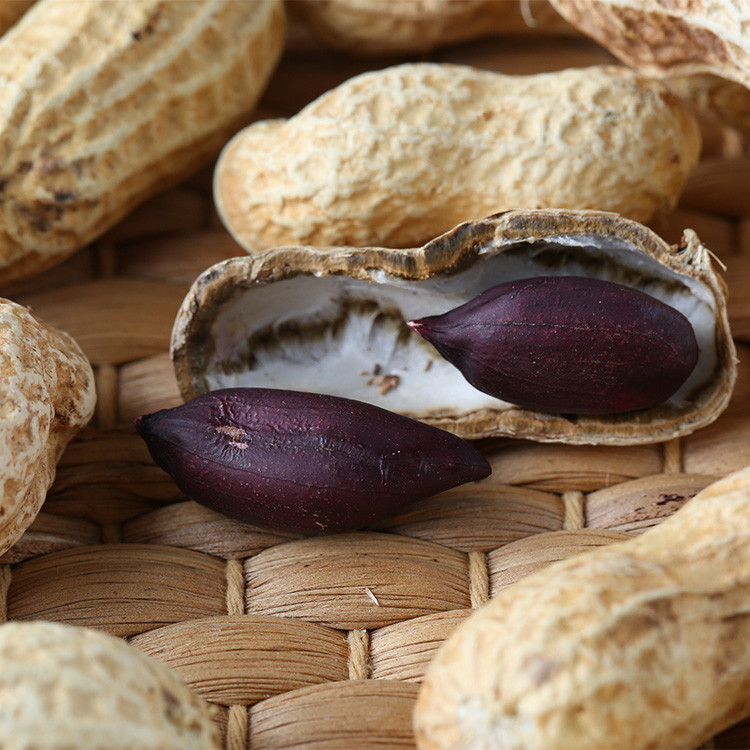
[2,13,750,750]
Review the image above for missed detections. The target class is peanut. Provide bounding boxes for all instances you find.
[0,297,95,557]
[0,620,219,749]
[408,275,699,414]
[414,465,750,750]
[0,0,285,285]
[136,387,490,534]
[214,63,700,253]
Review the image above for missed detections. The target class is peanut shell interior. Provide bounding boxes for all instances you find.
[171,209,736,446]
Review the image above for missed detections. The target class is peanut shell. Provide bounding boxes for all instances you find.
[171,208,736,446]
[0,297,95,556]
[214,63,700,254]
[0,0,285,284]
[288,0,574,57]
[548,0,750,135]
[414,465,750,750]
[0,620,219,749]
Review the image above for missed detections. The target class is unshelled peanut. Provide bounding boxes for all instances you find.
[214,63,700,253]
[415,465,750,750]
[0,621,219,749]
[0,0,285,284]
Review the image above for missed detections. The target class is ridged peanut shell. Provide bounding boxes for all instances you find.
[548,0,750,135]
[288,0,574,56]
[0,621,219,749]
[0,297,95,556]
[548,0,750,87]
[0,0,285,284]
[414,465,750,750]
[170,208,735,446]
[214,63,700,253]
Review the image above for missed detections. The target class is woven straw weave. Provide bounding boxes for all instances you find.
[1,20,750,750]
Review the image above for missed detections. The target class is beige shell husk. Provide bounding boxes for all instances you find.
[413,464,750,750]
[170,209,736,447]
[213,63,700,254]
[548,0,750,136]
[0,621,220,749]
[0,0,285,285]
[287,0,575,57]
[0,298,95,557]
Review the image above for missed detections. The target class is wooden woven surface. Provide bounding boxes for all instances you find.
[2,19,750,750]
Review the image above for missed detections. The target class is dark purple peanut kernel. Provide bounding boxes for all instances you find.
[408,276,699,415]
[135,387,491,535]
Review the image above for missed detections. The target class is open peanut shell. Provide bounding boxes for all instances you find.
[170,209,736,446]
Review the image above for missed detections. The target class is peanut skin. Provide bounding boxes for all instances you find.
[414,466,750,750]
[214,63,700,253]
[136,388,491,534]
[0,0,285,284]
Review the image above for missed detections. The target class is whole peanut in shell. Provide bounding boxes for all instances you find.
[0,0,285,284]
[214,63,700,253]
[0,620,219,749]
[414,465,750,750]
[0,297,95,557]
[408,275,699,414]
[136,388,491,534]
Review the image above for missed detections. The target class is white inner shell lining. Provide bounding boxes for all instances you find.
[205,235,718,416]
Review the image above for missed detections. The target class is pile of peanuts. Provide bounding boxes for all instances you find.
[0,0,748,747]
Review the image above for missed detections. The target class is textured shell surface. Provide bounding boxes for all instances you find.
[413,465,750,750]
[171,209,736,446]
[0,621,220,749]
[214,62,700,253]
[0,0,285,284]
[548,0,750,87]
[0,298,96,557]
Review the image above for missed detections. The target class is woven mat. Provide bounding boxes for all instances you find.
[2,25,750,750]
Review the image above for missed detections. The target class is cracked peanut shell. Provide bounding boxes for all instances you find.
[214,63,700,254]
[0,0,285,285]
[170,208,736,447]
[0,297,95,556]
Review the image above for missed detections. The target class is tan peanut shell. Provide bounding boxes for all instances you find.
[0,0,285,285]
[548,0,750,135]
[414,465,750,750]
[0,620,220,749]
[548,0,750,87]
[171,208,736,446]
[0,298,95,556]
[214,63,701,254]
[288,0,574,57]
